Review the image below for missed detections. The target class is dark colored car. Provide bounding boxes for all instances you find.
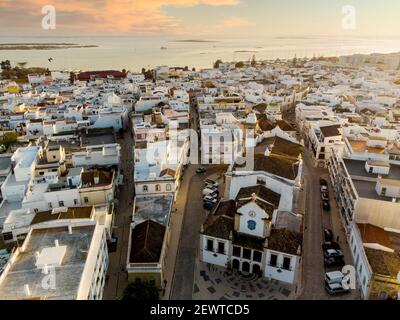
[203,202,215,210]
[324,228,334,242]
[196,167,206,174]
[324,249,344,259]
[321,192,329,201]
[319,178,328,186]
[322,200,330,211]
[324,256,345,268]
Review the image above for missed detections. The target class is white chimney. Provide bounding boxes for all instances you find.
[68,225,73,234]
[54,239,59,247]
[24,284,31,297]
[94,172,100,184]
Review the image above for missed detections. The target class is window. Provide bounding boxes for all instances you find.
[381,187,387,196]
[269,254,278,267]
[149,279,156,286]
[59,201,64,207]
[282,257,291,270]
[243,248,251,260]
[166,184,172,191]
[232,246,241,257]
[48,202,53,209]
[84,197,89,203]
[217,242,225,254]
[53,155,56,159]
[2,232,13,241]
[143,185,148,192]
[74,199,78,205]
[253,251,262,262]
[155,184,161,191]
[34,208,39,213]
[206,239,213,251]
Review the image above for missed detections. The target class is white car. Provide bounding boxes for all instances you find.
[320,185,328,193]
[205,179,219,187]
[203,188,219,196]
[205,184,218,191]
[203,195,218,203]
[325,271,344,284]
[325,282,350,295]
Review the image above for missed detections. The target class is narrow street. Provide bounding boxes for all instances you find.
[103,129,134,300]
[170,166,226,300]
[298,151,357,299]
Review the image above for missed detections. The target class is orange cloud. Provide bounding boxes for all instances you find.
[0,0,240,34]
[213,17,254,29]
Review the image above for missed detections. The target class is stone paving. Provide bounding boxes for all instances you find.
[193,261,296,300]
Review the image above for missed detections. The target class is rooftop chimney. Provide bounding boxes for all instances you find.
[68,225,73,234]
[54,239,59,247]
[94,171,100,184]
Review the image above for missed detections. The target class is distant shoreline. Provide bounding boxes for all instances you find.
[170,40,219,43]
[0,43,98,50]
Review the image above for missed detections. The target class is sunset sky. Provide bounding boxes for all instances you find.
[1,0,400,38]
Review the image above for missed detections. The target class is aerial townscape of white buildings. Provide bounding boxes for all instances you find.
[0,52,399,300]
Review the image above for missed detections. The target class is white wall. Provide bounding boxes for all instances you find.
[349,225,372,299]
[200,235,230,267]
[355,197,400,230]
[264,250,298,284]
[237,202,268,238]
[44,188,81,209]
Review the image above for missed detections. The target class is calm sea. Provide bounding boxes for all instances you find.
[1,36,400,72]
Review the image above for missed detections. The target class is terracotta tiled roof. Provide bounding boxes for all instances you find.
[364,248,400,278]
[268,228,302,255]
[129,220,166,263]
[202,200,236,239]
[236,185,281,209]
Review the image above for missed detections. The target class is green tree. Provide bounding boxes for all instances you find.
[0,60,11,71]
[235,61,245,68]
[213,59,223,69]
[1,131,18,147]
[122,280,160,301]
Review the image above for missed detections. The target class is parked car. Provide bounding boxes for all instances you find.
[319,178,327,185]
[322,200,330,211]
[325,271,345,284]
[324,256,345,268]
[205,184,218,191]
[203,188,219,196]
[205,179,219,187]
[320,185,328,193]
[322,242,340,251]
[203,195,218,203]
[203,202,216,210]
[325,282,350,295]
[324,249,344,259]
[196,167,206,174]
[324,229,334,242]
[321,192,329,201]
